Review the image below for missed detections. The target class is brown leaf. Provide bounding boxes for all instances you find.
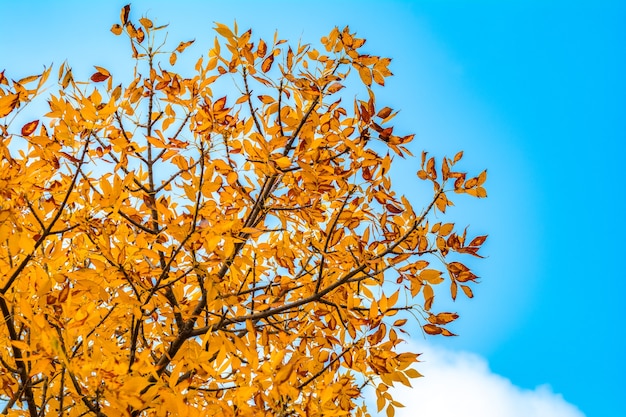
[120,4,130,25]
[91,72,109,82]
[21,120,39,136]
[136,27,145,43]
[143,195,156,210]
[386,203,403,214]
[469,235,488,247]
[377,107,392,119]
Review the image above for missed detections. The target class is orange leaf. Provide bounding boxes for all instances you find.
[377,107,392,119]
[176,40,195,53]
[257,95,274,104]
[261,54,274,73]
[287,47,294,69]
[441,328,457,337]
[423,284,434,311]
[423,324,442,335]
[139,17,153,29]
[430,312,458,325]
[274,362,294,384]
[461,285,474,298]
[0,93,19,117]
[213,96,227,112]
[358,65,372,86]
[58,284,70,303]
[327,82,344,94]
[477,169,487,186]
[136,27,145,43]
[111,24,123,35]
[469,235,488,247]
[420,269,443,285]
[257,39,267,58]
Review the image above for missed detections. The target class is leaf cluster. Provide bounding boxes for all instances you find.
[0,5,487,417]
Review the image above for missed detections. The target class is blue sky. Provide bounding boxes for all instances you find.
[2,1,624,416]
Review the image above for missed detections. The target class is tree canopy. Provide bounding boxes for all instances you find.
[0,5,487,416]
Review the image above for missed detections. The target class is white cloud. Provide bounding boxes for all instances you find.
[369,343,585,417]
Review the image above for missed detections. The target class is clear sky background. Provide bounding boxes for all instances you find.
[1,1,624,416]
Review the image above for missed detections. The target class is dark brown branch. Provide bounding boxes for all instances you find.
[114,111,149,165]
[153,158,201,194]
[117,209,159,234]
[277,80,285,138]
[242,66,264,136]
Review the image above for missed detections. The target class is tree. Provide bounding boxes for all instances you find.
[0,5,487,417]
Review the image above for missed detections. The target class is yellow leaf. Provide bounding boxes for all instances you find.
[420,269,443,285]
[214,22,234,39]
[405,368,423,378]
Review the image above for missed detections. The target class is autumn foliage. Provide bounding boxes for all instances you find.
[0,5,487,417]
